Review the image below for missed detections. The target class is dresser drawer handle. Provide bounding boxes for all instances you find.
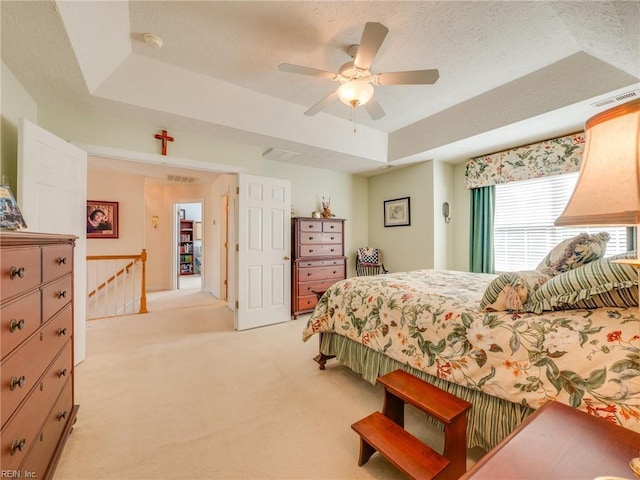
[57,411,68,421]
[10,439,26,456]
[58,368,68,378]
[10,376,26,390]
[10,319,25,332]
[57,256,68,265]
[57,290,67,299]
[57,327,68,336]
[9,266,25,279]
[330,249,335,252]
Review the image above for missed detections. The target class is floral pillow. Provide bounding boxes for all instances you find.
[536,232,610,275]
[480,270,553,312]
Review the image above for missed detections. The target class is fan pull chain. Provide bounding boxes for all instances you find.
[352,104,357,133]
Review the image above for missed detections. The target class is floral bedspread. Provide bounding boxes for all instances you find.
[302,269,640,432]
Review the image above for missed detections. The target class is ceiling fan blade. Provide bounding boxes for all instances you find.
[278,63,338,81]
[304,91,338,116]
[354,22,388,70]
[375,69,440,85]
[364,96,385,120]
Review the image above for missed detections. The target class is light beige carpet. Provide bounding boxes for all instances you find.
[54,288,484,479]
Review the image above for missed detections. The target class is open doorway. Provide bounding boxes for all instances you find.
[177,202,203,290]
[84,145,239,307]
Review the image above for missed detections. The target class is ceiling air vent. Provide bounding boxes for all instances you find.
[591,89,639,108]
[165,174,196,183]
[262,148,299,161]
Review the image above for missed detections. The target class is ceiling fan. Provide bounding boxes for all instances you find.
[278,22,439,120]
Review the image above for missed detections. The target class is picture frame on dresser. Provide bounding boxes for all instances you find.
[0,185,28,230]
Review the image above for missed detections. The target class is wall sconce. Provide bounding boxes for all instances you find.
[152,215,159,229]
[442,202,451,223]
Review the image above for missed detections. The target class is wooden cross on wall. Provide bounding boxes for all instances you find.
[154,129,174,156]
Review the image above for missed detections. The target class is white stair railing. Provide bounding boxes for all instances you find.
[86,250,148,320]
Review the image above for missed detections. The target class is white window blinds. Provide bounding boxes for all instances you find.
[494,172,629,272]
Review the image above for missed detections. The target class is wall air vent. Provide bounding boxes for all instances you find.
[591,89,639,108]
[165,174,196,183]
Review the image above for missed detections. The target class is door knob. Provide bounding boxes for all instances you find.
[283,256,291,260]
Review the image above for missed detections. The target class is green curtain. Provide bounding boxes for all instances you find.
[469,185,495,273]
[628,227,638,251]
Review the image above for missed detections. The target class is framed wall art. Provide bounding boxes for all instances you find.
[384,196,411,227]
[0,185,28,230]
[87,201,119,238]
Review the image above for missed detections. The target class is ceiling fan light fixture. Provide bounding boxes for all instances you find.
[337,80,374,107]
[280,22,437,121]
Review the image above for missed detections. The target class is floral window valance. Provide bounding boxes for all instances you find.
[465,133,585,189]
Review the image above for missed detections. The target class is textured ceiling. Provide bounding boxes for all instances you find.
[2,1,639,178]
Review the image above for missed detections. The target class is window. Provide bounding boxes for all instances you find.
[494,172,631,271]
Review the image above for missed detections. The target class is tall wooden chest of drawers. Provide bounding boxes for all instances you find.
[292,217,346,318]
[1,231,79,480]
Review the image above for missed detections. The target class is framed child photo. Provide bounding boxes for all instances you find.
[87,201,119,238]
[0,185,28,230]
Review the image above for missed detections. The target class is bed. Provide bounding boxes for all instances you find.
[302,241,640,451]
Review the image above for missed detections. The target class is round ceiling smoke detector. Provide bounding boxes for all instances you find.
[143,33,163,49]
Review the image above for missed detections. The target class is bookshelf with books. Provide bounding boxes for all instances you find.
[179,219,195,275]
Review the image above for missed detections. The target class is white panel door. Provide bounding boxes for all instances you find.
[235,173,291,330]
[18,119,88,364]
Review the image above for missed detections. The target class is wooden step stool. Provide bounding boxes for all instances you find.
[351,369,472,480]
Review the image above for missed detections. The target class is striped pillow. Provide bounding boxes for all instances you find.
[525,251,638,314]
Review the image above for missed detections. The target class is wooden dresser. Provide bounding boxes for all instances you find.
[291,217,346,318]
[460,400,640,479]
[1,231,79,479]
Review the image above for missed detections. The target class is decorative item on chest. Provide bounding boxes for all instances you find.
[321,196,332,218]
